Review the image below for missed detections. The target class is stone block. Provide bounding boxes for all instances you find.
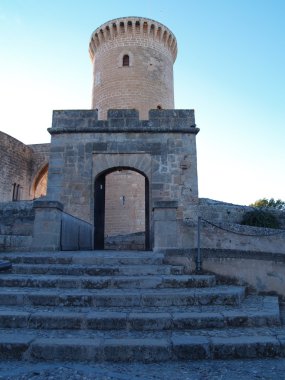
[103,338,171,362]
[30,338,102,361]
[32,200,63,251]
[154,220,178,249]
[0,311,30,328]
[107,109,139,119]
[129,312,171,330]
[86,312,127,330]
[92,142,108,151]
[211,335,281,359]
[172,335,210,360]
[154,200,178,209]
[173,312,224,329]
[0,334,33,360]
[29,312,83,329]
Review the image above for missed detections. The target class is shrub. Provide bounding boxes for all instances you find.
[250,198,285,210]
[241,209,281,229]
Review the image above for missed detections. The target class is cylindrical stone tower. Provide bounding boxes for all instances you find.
[89,17,177,119]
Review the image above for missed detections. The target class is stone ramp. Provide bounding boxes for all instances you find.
[0,250,283,362]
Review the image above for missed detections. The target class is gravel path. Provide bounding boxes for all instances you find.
[1,359,285,380]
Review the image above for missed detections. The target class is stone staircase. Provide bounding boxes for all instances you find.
[0,250,284,362]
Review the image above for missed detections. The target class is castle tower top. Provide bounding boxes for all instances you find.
[89,17,177,62]
[89,17,178,119]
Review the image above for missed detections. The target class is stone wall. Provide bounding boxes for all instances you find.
[105,232,145,250]
[105,170,145,236]
[48,109,199,236]
[165,249,285,298]
[0,201,34,236]
[172,218,285,255]
[89,17,177,119]
[28,143,50,198]
[61,212,93,250]
[0,201,34,251]
[0,132,33,202]
[0,132,50,202]
[190,198,285,228]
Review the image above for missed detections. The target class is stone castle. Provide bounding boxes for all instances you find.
[0,16,284,284]
[0,16,285,363]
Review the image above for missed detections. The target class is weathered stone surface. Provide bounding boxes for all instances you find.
[0,333,34,359]
[211,335,281,359]
[0,250,283,363]
[172,335,210,360]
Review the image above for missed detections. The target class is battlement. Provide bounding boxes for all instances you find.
[49,109,198,134]
[89,16,177,62]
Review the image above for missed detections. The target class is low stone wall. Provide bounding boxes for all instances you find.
[0,201,35,236]
[32,199,93,251]
[188,198,285,228]
[0,235,33,252]
[105,232,145,250]
[164,248,285,298]
[181,220,285,254]
[0,199,93,251]
[0,201,35,251]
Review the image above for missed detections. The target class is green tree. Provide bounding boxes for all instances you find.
[250,198,285,210]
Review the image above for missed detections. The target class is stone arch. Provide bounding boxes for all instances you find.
[93,153,151,180]
[93,160,151,251]
[32,163,49,199]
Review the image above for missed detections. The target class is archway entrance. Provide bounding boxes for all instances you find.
[33,164,48,199]
[94,167,150,250]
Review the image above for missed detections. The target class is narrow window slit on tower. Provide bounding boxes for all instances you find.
[123,54,129,66]
[12,183,20,201]
[12,183,16,201]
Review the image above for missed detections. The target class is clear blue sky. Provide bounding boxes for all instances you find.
[0,0,284,206]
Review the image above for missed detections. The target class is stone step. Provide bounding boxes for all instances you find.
[0,274,216,289]
[0,251,163,266]
[0,298,279,330]
[10,263,185,276]
[0,327,284,361]
[0,261,12,272]
[0,286,245,307]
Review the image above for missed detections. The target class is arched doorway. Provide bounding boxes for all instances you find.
[94,167,150,250]
[33,164,48,199]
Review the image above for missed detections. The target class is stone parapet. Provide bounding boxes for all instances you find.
[89,16,177,62]
[49,109,198,134]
